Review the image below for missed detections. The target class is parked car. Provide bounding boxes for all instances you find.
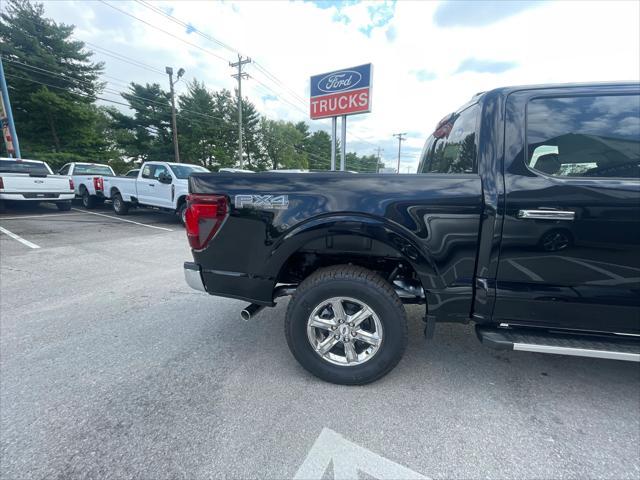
[0,157,75,210]
[103,161,209,222]
[183,82,640,385]
[57,162,115,209]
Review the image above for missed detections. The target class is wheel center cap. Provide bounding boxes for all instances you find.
[339,325,350,336]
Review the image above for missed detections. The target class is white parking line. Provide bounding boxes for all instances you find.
[0,212,84,220]
[71,208,174,232]
[0,226,41,249]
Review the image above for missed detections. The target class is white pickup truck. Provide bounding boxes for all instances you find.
[57,162,115,209]
[0,157,75,210]
[103,161,209,222]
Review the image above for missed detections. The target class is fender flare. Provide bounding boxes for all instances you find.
[265,213,438,288]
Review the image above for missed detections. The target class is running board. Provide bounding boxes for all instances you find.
[476,326,640,362]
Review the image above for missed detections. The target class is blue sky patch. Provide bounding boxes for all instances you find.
[411,69,437,82]
[456,58,517,74]
[332,11,351,24]
[385,26,397,42]
[306,0,359,10]
[434,0,543,28]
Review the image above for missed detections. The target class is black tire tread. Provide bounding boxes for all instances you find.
[285,264,408,385]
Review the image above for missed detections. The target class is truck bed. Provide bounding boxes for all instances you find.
[189,171,483,317]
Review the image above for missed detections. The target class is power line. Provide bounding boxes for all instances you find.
[253,62,307,106]
[132,0,311,114]
[84,41,166,75]
[11,8,381,156]
[9,22,166,77]
[135,0,240,56]
[3,71,330,165]
[249,74,309,116]
[98,0,229,63]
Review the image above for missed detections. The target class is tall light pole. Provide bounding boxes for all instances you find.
[393,133,407,174]
[166,66,185,163]
[230,55,251,168]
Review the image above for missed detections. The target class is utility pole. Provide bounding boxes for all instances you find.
[230,54,252,168]
[374,147,384,173]
[393,133,407,174]
[166,66,185,163]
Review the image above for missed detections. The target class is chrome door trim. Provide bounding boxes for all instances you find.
[517,209,575,221]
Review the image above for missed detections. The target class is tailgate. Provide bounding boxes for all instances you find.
[0,173,71,193]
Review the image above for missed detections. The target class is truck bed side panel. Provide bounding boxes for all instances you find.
[189,173,483,320]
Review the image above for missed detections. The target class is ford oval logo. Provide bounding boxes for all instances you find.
[317,70,362,93]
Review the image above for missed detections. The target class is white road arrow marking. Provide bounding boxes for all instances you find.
[294,428,428,480]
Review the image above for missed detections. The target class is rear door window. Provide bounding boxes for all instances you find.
[152,165,169,180]
[526,94,640,178]
[420,104,478,174]
[141,165,153,179]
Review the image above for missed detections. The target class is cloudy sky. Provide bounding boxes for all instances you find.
[39,0,640,171]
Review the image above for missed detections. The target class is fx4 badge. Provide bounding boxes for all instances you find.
[235,194,289,210]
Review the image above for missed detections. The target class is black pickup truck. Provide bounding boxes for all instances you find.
[184,82,640,385]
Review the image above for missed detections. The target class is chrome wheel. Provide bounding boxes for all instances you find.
[114,197,122,210]
[306,296,383,366]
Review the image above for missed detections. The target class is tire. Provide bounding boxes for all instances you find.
[81,188,97,209]
[112,193,129,215]
[56,201,72,211]
[285,265,408,385]
[177,201,187,225]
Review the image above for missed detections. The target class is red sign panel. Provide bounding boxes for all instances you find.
[310,87,370,120]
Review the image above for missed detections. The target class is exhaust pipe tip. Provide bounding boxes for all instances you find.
[241,303,265,321]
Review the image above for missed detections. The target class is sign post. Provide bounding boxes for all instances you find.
[330,117,336,171]
[340,115,347,171]
[0,57,20,158]
[310,64,372,171]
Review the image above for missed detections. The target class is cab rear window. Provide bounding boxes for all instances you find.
[0,159,51,175]
[74,164,114,175]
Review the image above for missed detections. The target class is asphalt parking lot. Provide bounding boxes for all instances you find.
[1,202,639,480]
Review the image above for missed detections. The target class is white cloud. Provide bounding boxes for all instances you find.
[39,0,640,171]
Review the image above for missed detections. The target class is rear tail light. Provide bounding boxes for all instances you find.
[69,178,75,190]
[185,194,228,250]
[93,177,103,191]
[0,177,4,189]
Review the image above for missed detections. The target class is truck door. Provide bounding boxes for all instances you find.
[496,86,640,335]
[147,164,173,208]
[136,163,156,204]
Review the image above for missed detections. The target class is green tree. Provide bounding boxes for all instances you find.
[108,83,173,162]
[305,130,332,170]
[259,119,308,170]
[0,0,110,163]
[177,80,217,166]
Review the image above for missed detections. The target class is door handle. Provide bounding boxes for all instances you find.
[517,209,575,221]
[149,183,155,187]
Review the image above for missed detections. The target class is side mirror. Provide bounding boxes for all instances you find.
[158,173,172,184]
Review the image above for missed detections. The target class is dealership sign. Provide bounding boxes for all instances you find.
[309,64,372,119]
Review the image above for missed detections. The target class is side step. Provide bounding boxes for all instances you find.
[476,326,640,362]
